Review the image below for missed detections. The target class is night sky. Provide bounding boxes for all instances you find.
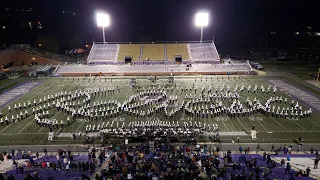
[3,0,319,50]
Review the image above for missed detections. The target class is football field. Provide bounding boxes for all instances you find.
[0,75,320,146]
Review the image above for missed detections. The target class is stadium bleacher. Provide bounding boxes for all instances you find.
[87,43,119,63]
[35,65,52,76]
[117,44,141,61]
[86,41,220,64]
[10,45,77,63]
[166,43,190,61]
[188,42,220,61]
[54,41,254,75]
[141,44,165,60]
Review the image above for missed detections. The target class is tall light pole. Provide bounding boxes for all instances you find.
[195,12,209,42]
[96,13,110,43]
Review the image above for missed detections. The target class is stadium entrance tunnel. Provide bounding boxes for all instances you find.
[125,55,132,64]
[175,55,182,64]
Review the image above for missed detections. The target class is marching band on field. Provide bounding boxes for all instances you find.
[0,82,313,138]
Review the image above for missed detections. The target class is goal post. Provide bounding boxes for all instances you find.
[317,68,320,87]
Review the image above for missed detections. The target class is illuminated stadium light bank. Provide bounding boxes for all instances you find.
[96,12,110,43]
[195,12,209,42]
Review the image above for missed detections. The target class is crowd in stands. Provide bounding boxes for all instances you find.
[0,147,106,180]
[0,143,319,180]
[96,144,317,180]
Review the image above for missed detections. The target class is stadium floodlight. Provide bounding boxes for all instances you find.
[195,12,209,42]
[96,12,110,43]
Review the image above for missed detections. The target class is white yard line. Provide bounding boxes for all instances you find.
[251,114,270,132]
[17,120,34,134]
[0,124,12,134]
[36,127,43,133]
[271,118,288,131]
[256,119,270,132]
[236,117,249,132]
[292,121,308,132]
[221,120,230,132]
[308,118,320,127]
[217,97,232,132]
[75,121,84,133]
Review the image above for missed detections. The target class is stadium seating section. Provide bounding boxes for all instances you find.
[86,42,220,63]
[0,50,60,66]
[87,44,119,62]
[166,44,190,61]
[10,45,76,63]
[1,42,221,66]
[141,44,165,61]
[188,42,220,60]
[117,44,141,61]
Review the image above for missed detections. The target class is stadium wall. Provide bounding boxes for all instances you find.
[60,71,254,76]
[0,50,60,66]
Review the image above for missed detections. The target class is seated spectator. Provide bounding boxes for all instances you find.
[29,157,34,164]
[7,174,15,180]
[95,174,102,180]
[32,171,39,180]
[46,161,51,169]
[52,162,57,170]
[18,166,24,174]
[27,161,31,168]
[81,174,90,180]
[306,167,311,177]
[41,161,46,168]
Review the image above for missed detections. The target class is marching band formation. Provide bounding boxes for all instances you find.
[0,81,313,138]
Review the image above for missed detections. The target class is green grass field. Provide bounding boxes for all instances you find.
[0,75,320,146]
[0,77,28,94]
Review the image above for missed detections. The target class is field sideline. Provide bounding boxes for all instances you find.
[0,75,320,146]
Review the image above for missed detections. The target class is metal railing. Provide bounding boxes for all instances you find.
[86,43,95,62]
[92,40,214,45]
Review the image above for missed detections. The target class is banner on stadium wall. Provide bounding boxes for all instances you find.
[68,48,85,54]
[77,49,85,53]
